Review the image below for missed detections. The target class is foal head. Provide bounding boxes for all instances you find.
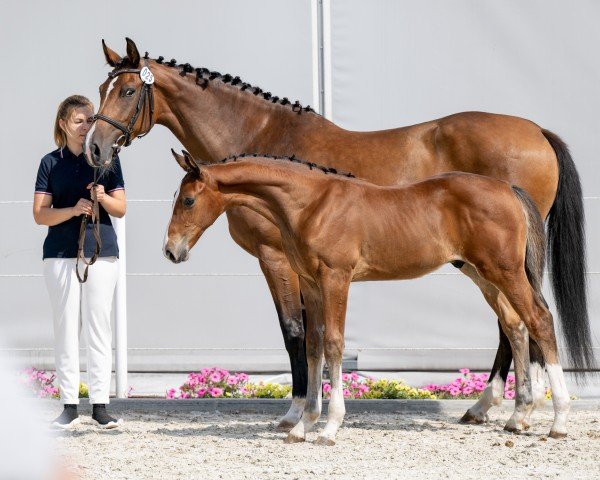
[85,38,155,167]
[163,150,224,264]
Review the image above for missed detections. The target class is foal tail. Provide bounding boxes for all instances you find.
[542,129,595,377]
[512,186,546,297]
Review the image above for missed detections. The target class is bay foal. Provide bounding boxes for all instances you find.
[164,151,573,444]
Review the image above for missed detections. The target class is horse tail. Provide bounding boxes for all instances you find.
[541,129,595,378]
[512,186,546,297]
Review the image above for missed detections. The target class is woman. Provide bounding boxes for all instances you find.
[33,95,126,429]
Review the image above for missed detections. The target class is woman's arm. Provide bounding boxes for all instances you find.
[33,194,93,226]
[101,189,126,218]
[88,184,126,218]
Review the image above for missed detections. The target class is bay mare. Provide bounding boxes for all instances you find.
[164,151,576,444]
[85,39,591,428]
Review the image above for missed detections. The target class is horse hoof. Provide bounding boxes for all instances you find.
[503,424,522,434]
[549,430,567,440]
[284,433,305,444]
[459,411,486,425]
[522,422,531,431]
[316,435,336,446]
[276,420,297,432]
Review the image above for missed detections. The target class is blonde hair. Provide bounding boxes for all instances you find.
[54,95,94,148]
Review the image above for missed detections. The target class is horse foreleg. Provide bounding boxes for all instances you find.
[257,246,308,432]
[286,280,324,443]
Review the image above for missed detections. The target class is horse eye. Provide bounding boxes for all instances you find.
[182,197,195,207]
[125,88,135,97]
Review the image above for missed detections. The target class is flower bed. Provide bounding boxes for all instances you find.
[22,367,560,401]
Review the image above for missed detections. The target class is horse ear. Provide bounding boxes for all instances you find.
[125,37,140,67]
[102,39,122,67]
[182,150,202,177]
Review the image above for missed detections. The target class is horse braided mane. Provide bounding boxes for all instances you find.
[204,153,355,178]
[128,52,316,115]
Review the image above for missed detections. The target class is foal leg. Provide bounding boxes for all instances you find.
[508,293,569,437]
[315,269,351,446]
[286,281,324,443]
[257,246,307,431]
[459,265,516,424]
[460,322,511,424]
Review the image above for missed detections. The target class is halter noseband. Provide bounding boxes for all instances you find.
[93,59,155,153]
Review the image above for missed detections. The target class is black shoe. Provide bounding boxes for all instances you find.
[92,404,122,429]
[51,404,80,430]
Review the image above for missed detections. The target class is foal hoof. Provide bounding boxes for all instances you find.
[276,420,297,433]
[316,435,336,446]
[503,424,523,434]
[549,430,567,440]
[284,433,305,444]
[459,411,486,425]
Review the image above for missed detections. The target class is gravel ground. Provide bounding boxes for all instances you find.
[48,406,600,480]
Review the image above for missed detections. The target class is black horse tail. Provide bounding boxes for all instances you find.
[512,186,546,298]
[542,129,595,378]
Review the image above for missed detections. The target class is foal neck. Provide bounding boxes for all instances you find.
[209,157,331,221]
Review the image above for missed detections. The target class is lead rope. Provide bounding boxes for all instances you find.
[76,168,103,283]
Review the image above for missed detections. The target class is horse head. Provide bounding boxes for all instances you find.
[85,38,156,167]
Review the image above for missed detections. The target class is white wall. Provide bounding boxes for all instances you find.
[1,0,598,372]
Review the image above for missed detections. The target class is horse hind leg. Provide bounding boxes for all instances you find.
[523,338,546,429]
[257,247,308,432]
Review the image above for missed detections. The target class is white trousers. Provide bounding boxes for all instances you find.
[43,257,118,405]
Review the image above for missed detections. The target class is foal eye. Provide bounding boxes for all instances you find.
[182,197,195,207]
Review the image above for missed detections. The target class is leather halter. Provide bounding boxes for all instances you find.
[93,59,155,152]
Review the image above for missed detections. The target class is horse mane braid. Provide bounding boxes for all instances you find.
[143,51,317,115]
[214,153,354,178]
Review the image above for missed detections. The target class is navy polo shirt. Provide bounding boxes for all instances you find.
[35,147,125,259]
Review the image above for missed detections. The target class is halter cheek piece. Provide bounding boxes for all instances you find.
[93,59,155,153]
[76,62,154,283]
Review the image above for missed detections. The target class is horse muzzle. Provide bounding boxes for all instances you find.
[164,244,189,264]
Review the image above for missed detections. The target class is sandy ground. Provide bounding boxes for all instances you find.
[45,405,600,480]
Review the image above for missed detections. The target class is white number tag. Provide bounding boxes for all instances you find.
[140,67,154,85]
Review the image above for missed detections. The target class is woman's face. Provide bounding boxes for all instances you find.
[60,106,94,147]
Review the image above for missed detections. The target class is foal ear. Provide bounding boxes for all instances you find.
[182,150,202,177]
[125,37,141,68]
[102,39,122,67]
[171,148,201,176]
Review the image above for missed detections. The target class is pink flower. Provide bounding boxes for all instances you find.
[351,372,360,381]
[209,387,223,397]
[505,390,515,400]
[342,373,351,382]
[322,383,331,393]
[166,388,177,399]
[197,388,207,397]
[449,387,461,397]
[342,389,351,398]
[462,387,474,395]
[237,373,249,382]
[227,376,239,385]
[209,372,222,383]
[459,368,470,375]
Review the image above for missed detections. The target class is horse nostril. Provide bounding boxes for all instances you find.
[92,143,101,158]
[166,249,177,263]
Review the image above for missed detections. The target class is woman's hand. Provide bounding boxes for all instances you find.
[71,198,93,217]
[87,183,106,203]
